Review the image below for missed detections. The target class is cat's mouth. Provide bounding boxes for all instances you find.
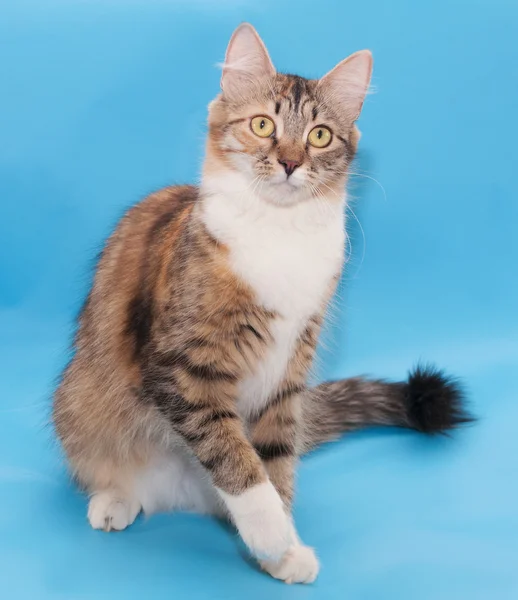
[259,177,311,207]
[277,179,301,192]
[269,171,305,191]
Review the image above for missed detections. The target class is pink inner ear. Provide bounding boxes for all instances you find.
[221,24,275,99]
[319,50,373,121]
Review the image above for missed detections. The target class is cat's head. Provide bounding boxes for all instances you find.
[204,24,372,207]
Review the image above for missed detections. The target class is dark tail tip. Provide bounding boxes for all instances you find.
[404,365,473,434]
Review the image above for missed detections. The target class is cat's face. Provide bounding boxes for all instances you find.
[205,24,372,207]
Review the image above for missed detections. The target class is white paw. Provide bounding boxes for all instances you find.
[261,544,320,584]
[87,491,141,532]
[219,481,295,560]
[235,502,294,560]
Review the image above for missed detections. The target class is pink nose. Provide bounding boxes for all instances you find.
[278,159,301,177]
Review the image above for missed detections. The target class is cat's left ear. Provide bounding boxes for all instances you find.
[221,23,276,100]
[318,50,373,121]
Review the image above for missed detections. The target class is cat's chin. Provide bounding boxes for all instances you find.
[260,180,312,207]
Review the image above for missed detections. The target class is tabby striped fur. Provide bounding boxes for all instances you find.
[53,24,469,585]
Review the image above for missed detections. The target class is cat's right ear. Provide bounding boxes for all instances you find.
[221,24,276,100]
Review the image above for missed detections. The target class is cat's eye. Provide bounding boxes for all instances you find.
[308,126,332,148]
[250,116,275,138]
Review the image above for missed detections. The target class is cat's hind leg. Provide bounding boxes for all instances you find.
[86,447,221,532]
[82,459,144,532]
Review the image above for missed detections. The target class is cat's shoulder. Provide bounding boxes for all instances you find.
[123,184,198,225]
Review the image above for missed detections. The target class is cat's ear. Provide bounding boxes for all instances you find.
[318,50,373,121]
[221,23,275,100]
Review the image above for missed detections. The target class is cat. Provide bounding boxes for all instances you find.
[53,23,469,584]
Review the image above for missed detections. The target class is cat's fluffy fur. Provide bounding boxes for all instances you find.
[53,24,470,584]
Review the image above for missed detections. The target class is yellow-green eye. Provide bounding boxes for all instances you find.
[308,126,332,148]
[250,116,275,138]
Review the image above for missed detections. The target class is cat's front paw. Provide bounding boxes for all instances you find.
[236,503,294,560]
[261,544,320,584]
[220,481,295,560]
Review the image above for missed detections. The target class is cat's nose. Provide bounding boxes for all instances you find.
[278,159,301,177]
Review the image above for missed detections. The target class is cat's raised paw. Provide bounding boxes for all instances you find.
[87,491,140,532]
[261,544,320,584]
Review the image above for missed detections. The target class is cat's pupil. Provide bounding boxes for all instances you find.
[260,120,265,128]
[317,129,323,139]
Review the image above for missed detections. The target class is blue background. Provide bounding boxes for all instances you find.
[1,0,517,598]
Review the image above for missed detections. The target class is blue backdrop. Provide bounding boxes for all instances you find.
[1,1,517,598]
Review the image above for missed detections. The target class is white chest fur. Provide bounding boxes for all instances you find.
[201,172,346,416]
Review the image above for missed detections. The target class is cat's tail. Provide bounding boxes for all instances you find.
[301,365,472,453]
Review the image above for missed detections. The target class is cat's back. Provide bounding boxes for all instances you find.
[99,184,197,280]
[54,185,199,462]
[77,185,198,355]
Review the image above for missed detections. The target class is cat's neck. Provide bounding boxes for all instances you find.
[198,168,346,317]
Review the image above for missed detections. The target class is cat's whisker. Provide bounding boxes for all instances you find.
[316,179,364,272]
[307,180,337,221]
[348,172,387,202]
[344,203,366,276]
[343,228,353,264]
[250,174,266,198]
[307,183,332,224]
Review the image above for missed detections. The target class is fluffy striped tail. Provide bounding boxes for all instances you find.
[302,365,471,452]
